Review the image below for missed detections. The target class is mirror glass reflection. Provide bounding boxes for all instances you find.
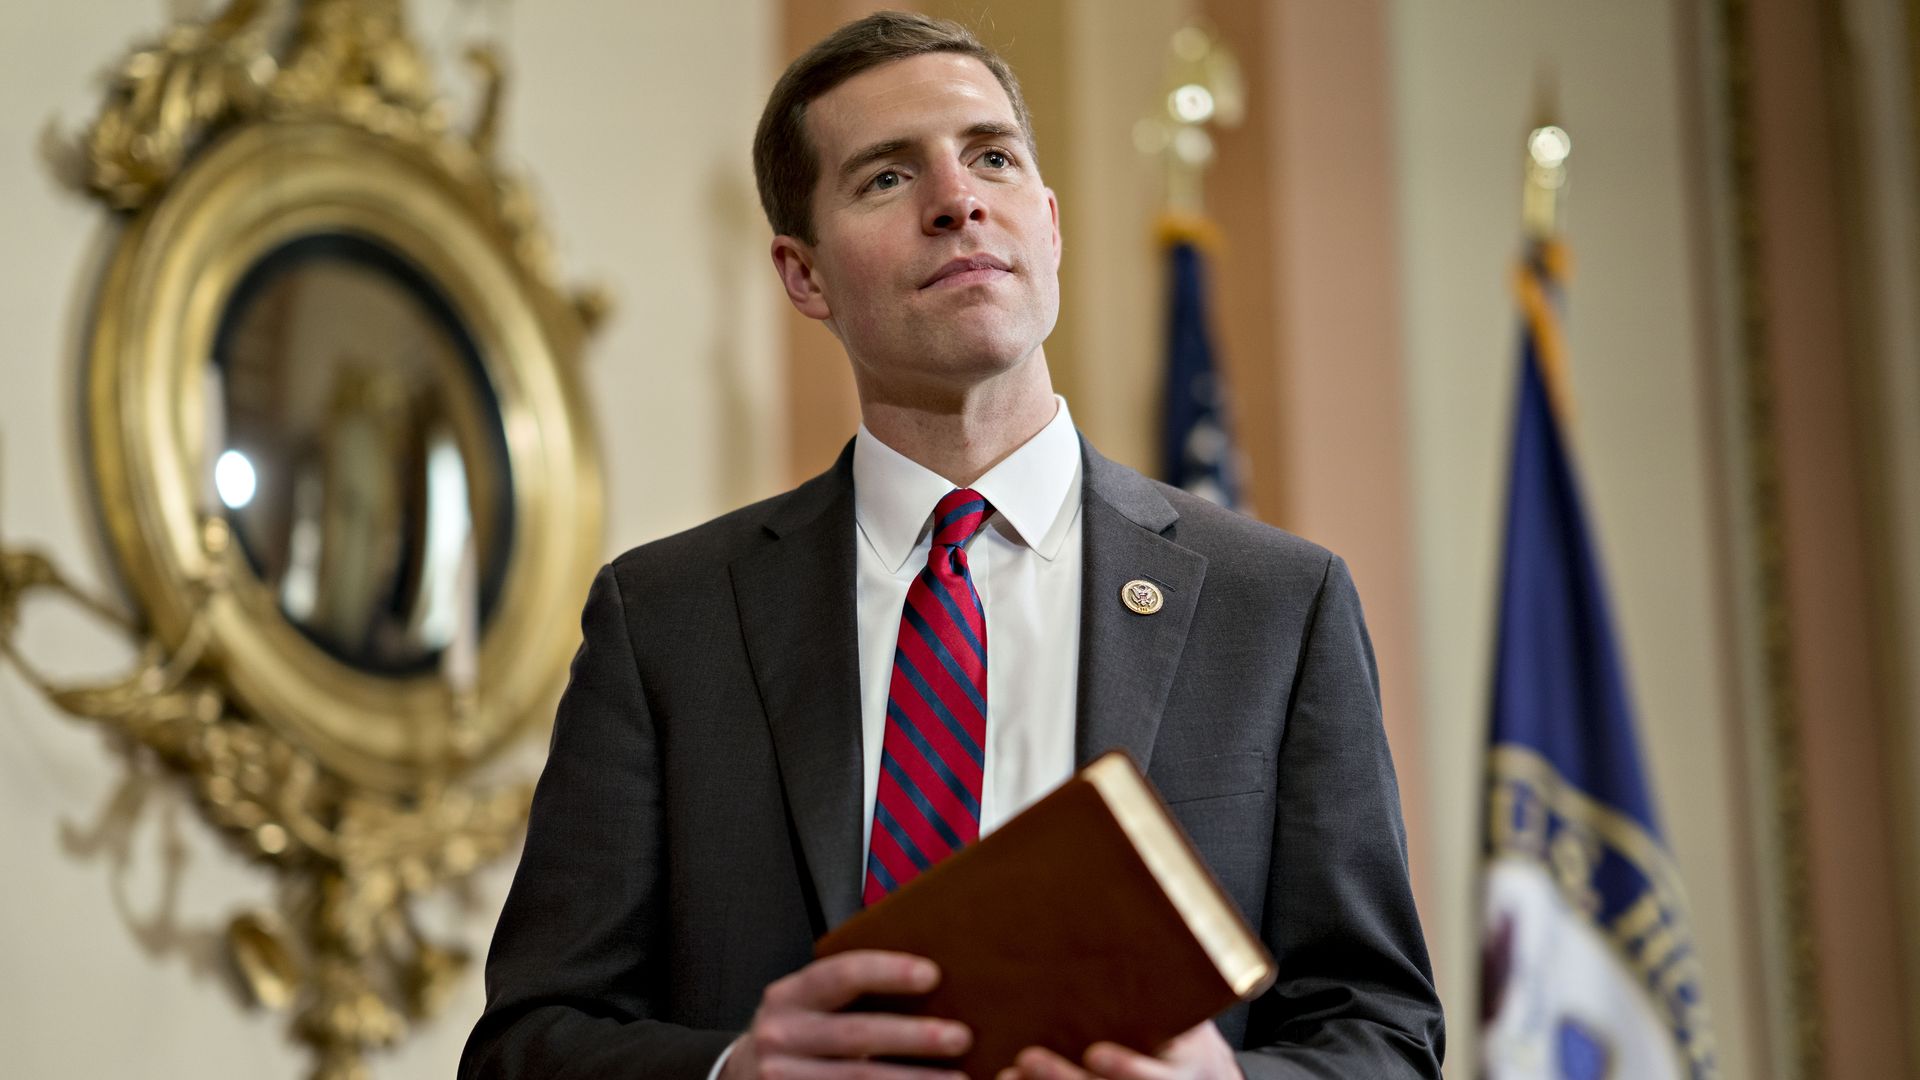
[209,233,514,676]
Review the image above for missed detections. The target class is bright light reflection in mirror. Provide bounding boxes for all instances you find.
[216,449,258,509]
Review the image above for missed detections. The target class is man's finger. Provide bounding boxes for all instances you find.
[766,950,939,1010]
[758,1055,967,1080]
[1012,1046,1093,1080]
[758,1011,970,1060]
[1083,1042,1178,1080]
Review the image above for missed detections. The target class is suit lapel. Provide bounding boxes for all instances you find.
[731,444,865,932]
[1074,441,1208,771]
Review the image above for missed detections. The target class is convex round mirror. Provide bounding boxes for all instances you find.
[89,122,602,788]
[212,232,513,675]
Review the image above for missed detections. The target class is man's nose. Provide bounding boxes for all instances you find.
[923,166,986,234]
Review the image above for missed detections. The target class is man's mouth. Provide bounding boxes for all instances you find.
[921,254,1013,289]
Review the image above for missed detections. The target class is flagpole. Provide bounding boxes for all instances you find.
[1518,112,1576,426]
[1523,70,1570,243]
[1140,24,1247,510]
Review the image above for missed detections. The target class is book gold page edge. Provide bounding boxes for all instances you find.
[1083,753,1275,999]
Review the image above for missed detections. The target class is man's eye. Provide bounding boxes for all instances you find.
[869,170,902,191]
[979,150,1011,169]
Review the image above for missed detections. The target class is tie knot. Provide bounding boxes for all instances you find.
[931,488,992,549]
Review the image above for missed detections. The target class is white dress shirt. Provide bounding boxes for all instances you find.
[852,395,1085,868]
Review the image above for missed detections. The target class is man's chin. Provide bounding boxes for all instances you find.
[920,332,1043,380]
[854,348,1039,404]
[921,308,1050,356]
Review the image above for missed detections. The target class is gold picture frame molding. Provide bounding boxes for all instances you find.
[89,118,603,789]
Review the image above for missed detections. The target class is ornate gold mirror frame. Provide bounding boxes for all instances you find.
[0,1,602,1075]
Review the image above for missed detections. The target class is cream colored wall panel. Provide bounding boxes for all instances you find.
[500,0,786,540]
[1060,0,1194,474]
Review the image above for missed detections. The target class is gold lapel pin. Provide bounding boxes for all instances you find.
[1120,579,1163,615]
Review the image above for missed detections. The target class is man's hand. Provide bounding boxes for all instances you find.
[998,1021,1240,1080]
[720,950,972,1080]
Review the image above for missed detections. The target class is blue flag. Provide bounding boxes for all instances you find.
[1159,232,1240,509]
[1480,241,1719,1080]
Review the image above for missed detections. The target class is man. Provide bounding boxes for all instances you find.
[461,12,1443,1080]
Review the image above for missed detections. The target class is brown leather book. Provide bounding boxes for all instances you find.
[815,750,1276,1079]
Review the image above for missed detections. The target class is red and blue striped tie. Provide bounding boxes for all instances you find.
[863,488,992,904]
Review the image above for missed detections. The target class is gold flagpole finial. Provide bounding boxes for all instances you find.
[1136,21,1243,227]
[1523,69,1571,242]
[1518,69,1576,423]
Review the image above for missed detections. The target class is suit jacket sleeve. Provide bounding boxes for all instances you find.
[1235,554,1446,1078]
[459,564,736,1080]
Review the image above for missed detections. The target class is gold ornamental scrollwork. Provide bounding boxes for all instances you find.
[5,1,604,1076]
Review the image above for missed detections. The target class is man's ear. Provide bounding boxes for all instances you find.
[771,236,832,321]
[1044,187,1062,271]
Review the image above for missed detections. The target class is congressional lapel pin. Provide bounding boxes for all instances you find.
[1120,579,1163,616]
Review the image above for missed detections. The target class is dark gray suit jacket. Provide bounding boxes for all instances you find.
[460,439,1444,1079]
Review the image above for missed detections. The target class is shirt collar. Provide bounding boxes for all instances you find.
[854,395,1083,574]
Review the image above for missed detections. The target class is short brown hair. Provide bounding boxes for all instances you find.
[752,11,1037,243]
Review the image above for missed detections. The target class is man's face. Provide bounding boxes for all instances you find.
[772,53,1062,399]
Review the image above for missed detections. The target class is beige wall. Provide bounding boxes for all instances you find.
[1389,1,1763,1076]
[0,1,778,1076]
